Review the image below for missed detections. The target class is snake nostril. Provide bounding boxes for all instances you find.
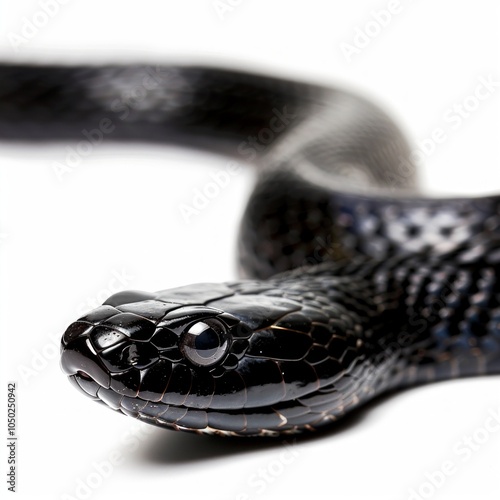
[122,344,140,365]
[98,341,159,372]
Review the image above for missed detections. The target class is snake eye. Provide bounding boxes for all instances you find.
[180,318,230,367]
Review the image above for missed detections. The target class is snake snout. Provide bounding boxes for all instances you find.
[60,295,257,420]
[60,304,164,397]
[60,320,112,400]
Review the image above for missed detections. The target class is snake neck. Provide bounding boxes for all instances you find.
[231,244,500,390]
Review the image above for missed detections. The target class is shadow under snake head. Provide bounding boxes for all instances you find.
[60,278,379,436]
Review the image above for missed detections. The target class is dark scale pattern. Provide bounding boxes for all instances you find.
[60,242,500,436]
[0,63,497,436]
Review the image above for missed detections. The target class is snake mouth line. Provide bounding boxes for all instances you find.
[68,371,313,435]
[75,370,94,381]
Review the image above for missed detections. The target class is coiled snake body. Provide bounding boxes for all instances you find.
[2,64,499,436]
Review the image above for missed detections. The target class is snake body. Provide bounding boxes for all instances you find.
[2,64,499,436]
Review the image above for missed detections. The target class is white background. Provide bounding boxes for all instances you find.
[0,1,499,499]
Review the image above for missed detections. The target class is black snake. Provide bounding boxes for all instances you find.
[2,63,499,437]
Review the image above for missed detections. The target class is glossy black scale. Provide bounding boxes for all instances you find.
[0,63,498,436]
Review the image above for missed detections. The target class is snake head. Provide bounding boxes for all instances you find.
[61,282,366,436]
[60,289,253,424]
